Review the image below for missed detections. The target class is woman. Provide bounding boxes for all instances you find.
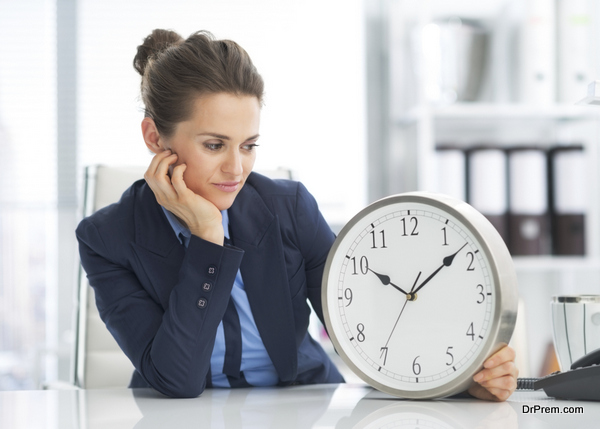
[76,29,517,399]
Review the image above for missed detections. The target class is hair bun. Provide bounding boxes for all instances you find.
[133,29,184,76]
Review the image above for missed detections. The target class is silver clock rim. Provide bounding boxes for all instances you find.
[322,192,518,399]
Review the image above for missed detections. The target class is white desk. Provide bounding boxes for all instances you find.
[1,383,599,428]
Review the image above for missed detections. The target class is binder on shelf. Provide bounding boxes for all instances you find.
[435,145,466,202]
[549,145,586,255]
[556,0,594,103]
[466,146,508,243]
[517,0,556,104]
[507,147,551,255]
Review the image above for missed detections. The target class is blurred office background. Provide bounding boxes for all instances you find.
[2,0,600,389]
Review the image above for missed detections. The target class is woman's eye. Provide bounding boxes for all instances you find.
[204,142,224,151]
[243,143,259,152]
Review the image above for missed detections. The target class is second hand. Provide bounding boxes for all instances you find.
[384,271,422,348]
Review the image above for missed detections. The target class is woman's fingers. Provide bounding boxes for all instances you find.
[470,384,513,402]
[474,361,518,384]
[484,345,516,369]
[469,346,518,401]
[144,149,172,179]
[170,163,219,220]
[477,370,517,391]
[169,162,188,197]
[145,150,178,203]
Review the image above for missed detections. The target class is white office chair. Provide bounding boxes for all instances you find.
[73,166,294,388]
[73,165,146,388]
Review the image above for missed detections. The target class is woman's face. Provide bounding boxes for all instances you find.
[163,92,261,211]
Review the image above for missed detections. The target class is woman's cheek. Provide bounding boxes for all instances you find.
[182,168,205,196]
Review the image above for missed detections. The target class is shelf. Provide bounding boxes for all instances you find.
[396,103,600,126]
[513,256,600,272]
[434,103,599,120]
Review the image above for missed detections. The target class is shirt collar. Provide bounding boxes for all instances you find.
[221,209,231,240]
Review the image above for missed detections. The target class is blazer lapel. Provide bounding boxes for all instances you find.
[229,182,298,382]
[130,182,185,307]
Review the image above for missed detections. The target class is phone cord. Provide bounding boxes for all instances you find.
[516,371,561,390]
[516,377,539,390]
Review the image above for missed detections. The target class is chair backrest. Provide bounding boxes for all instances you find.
[73,165,146,388]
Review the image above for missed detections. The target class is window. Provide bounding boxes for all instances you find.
[0,0,57,389]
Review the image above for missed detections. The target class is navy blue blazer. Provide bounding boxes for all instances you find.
[76,172,344,397]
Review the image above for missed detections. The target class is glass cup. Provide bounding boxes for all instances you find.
[551,295,600,371]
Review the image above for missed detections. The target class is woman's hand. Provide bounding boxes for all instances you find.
[144,150,224,245]
[468,345,518,401]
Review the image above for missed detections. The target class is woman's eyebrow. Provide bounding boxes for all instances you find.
[197,133,260,141]
[197,132,230,140]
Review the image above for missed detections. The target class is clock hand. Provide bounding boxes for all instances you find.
[384,271,422,347]
[367,268,410,295]
[411,243,468,296]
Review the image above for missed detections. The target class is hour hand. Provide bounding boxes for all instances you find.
[368,268,409,295]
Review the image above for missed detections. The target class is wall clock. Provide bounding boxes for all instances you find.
[322,192,518,399]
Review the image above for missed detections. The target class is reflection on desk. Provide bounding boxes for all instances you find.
[1,383,599,428]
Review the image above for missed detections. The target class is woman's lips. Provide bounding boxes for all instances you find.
[213,181,240,192]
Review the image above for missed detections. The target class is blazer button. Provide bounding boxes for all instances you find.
[197,298,208,309]
[207,265,217,277]
[202,282,212,292]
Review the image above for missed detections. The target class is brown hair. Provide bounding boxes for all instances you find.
[133,29,264,138]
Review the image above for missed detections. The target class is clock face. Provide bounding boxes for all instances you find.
[322,193,517,398]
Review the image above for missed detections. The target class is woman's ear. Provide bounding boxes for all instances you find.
[141,117,166,154]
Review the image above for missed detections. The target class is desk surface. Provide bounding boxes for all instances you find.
[1,383,599,428]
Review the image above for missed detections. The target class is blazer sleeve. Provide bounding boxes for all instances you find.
[293,182,336,326]
[76,218,244,398]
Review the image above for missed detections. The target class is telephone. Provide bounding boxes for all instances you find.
[517,347,600,401]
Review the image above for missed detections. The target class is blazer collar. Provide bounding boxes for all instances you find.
[133,181,181,257]
[228,176,274,246]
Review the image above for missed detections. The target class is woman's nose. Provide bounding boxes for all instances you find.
[223,149,243,176]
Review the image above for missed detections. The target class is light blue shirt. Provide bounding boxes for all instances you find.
[161,207,279,387]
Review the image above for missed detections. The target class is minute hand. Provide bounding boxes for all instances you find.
[411,243,468,295]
